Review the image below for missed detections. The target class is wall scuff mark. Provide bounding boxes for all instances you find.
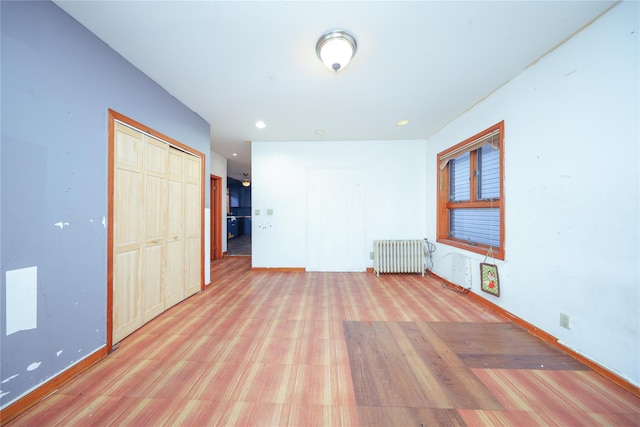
[26,362,41,371]
[1,375,19,384]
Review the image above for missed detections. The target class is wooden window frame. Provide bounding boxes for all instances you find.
[436,121,505,260]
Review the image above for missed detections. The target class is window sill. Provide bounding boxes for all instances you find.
[436,238,504,261]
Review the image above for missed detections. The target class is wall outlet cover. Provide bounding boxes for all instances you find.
[560,312,571,329]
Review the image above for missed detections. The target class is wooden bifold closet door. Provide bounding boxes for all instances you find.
[113,122,201,344]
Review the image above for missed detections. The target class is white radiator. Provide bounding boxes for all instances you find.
[373,240,424,276]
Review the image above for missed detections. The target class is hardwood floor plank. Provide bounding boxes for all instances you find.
[288,404,360,427]
[474,368,640,417]
[290,364,357,406]
[186,362,245,402]
[357,406,467,427]
[458,408,557,426]
[230,363,298,404]
[459,353,590,370]
[391,322,504,411]
[430,321,591,372]
[397,321,466,368]
[344,321,432,407]
[430,322,566,355]
[4,394,117,427]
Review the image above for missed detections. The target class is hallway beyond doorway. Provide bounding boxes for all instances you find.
[227,234,251,256]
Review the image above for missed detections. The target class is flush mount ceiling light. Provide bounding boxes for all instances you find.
[316,29,357,72]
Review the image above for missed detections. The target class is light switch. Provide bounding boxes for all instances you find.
[254,209,260,216]
[267,209,273,215]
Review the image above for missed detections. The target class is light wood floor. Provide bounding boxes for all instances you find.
[7,257,640,426]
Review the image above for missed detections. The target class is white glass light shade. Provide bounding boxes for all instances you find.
[316,30,357,72]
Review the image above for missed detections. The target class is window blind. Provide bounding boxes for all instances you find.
[439,129,500,170]
[477,143,500,200]
[450,151,470,201]
[450,208,500,248]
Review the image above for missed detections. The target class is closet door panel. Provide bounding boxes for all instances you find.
[184,154,202,297]
[165,147,185,308]
[165,240,185,308]
[167,179,185,238]
[185,181,200,236]
[115,124,143,170]
[142,138,168,322]
[144,174,167,242]
[113,168,143,343]
[185,236,200,297]
[115,169,143,247]
[142,244,164,322]
[113,250,142,342]
[113,123,144,344]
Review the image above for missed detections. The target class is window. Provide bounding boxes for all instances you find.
[437,121,504,259]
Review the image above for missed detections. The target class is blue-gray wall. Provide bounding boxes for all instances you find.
[1,0,210,408]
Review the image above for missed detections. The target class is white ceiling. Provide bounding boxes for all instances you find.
[54,0,616,181]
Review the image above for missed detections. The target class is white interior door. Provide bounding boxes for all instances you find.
[306,168,366,272]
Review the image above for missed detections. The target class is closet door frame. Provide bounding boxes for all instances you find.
[107,109,205,351]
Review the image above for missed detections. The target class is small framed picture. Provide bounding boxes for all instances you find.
[480,263,500,297]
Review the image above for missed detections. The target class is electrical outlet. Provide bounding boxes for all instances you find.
[559,312,571,329]
[370,252,374,259]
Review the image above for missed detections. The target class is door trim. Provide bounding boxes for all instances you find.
[211,174,223,261]
[107,109,206,351]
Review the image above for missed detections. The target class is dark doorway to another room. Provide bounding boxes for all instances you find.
[227,176,251,257]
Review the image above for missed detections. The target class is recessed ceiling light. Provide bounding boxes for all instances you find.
[315,130,325,136]
[232,153,238,156]
[397,119,409,126]
[256,121,266,129]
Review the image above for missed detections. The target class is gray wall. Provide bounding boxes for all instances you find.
[1,0,210,408]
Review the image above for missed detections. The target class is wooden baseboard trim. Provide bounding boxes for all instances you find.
[251,267,305,272]
[427,270,640,399]
[0,346,108,425]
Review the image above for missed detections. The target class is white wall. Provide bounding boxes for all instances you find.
[425,1,639,385]
[251,139,427,269]
[210,150,229,255]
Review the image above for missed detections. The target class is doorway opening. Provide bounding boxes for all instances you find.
[226,176,251,256]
